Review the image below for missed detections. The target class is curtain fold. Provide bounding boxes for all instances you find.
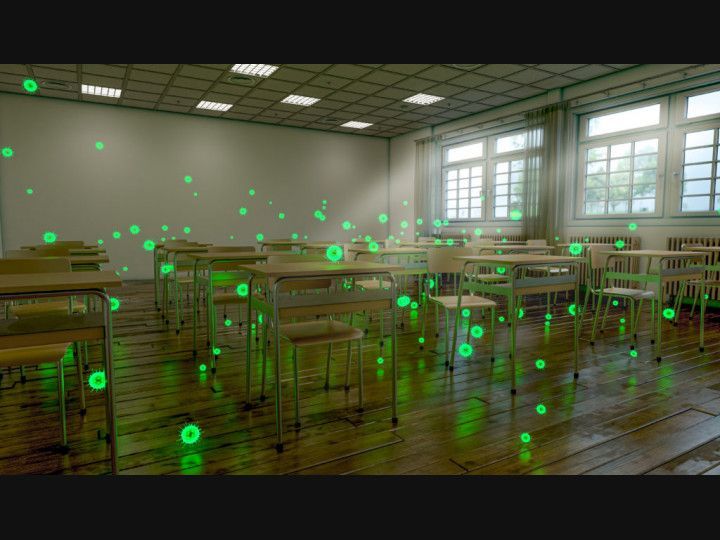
[522,102,572,243]
[414,135,441,236]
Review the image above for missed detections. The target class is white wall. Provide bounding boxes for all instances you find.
[388,129,429,242]
[0,94,390,278]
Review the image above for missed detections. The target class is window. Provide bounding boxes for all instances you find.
[492,133,526,218]
[687,89,720,120]
[587,103,661,137]
[680,128,719,212]
[446,141,483,163]
[442,140,485,220]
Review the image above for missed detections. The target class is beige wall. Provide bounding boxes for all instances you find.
[0,93,390,278]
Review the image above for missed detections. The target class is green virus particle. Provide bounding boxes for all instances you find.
[433,219,442,228]
[569,243,583,256]
[410,301,419,309]
[544,321,551,327]
[256,233,264,242]
[368,242,379,253]
[291,233,299,240]
[568,304,577,316]
[364,235,372,242]
[583,237,590,242]
[23,78,38,93]
[400,220,409,229]
[474,228,483,236]
[402,200,408,206]
[129,224,140,235]
[554,236,560,241]
[458,343,473,358]
[42,231,57,244]
[502,237,508,243]
[442,220,449,226]
[199,364,207,372]
[110,297,120,311]
[663,308,675,320]
[497,267,506,274]
[26,188,34,195]
[510,209,522,221]
[518,308,525,319]
[536,404,547,415]
[378,213,388,224]
[161,237,166,242]
[630,350,638,358]
[499,316,506,323]
[416,218,423,226]
[615,239,625,249]
[88,370,106,392]
[143,240,155,251]
[314,210,326,221]
[213,347,221,355]
[180,423,202,445]
[193,192,198,197]
[239,207,248,216]
[447,239,455,246]
[268,200,273,205]
[248,188,255,196]
[161,225,169,232]
[428,278,436,289]
[461,308,471,318]
[184,175,193,184]
[520,433,532,444]
[620,317,626,324]
[612,300,619,307]
[1,147,13,158]
[95,141,104,151]
[342,220,352,230]
[704,294,710,300]
[236,283,249,297]
[97,239,104,246]
[470,325,484,339]
[303,235,308,240]
[112,231,121,239]
[322,199,327,205]
[628,222,637,231]
[496,228,502,233]
[535,358,546,370]
[545,313,552,321]
[161,264,173,274]
[397,295,411,308]
[122,266,128,272]
[418,337,425,344]
[183,226,191,234]
[224,319,232,327]
[376,357,385,365]
[434,239,442,245]
[326,245,343,262]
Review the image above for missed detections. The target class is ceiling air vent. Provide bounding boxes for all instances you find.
[452,64,482,70]
[41,80,72,90]
[226,74,257,86]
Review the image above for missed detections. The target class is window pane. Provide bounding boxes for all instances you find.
[609,172,630,186]
[587,175,607,188]
[610,143,631,158]
[685,130,714,148]
[495,173,509,184]
[470,187,481,198]
[459,179,469,189]
[687,89,720,119]
[609,186,629,200]
[684,163,713,179]
[585,188,606,202]
[610,158,631,172]
[635,139,658,154]
[471,166,482,177]
[447,190,457,200]
[682,196,711,211]
[634,170,656,184]
[459,168,469,178]
[510,195,522,205]
[683,180,712,196]
[585,202,605,214]
[447,142,483,163]
[447,209,457,219]
[470,208,482,218]
[447,180,457,190]
[587,147,608,161]
[495,196,508,206]
[510,172,524,183]
[684,147,713,164]
[633,184,656,198]
[458,208,469,219]
[496,133,527,153]
[495,184,508,196]
[511,160,524,171]
[458,189,469,199]
[634,154,657,169]
[631,199,655,213]
[496,162,509,174]
[495,207,508,218]
[587,161,607,174]
[608,201,628,214]
[587,104,661,137]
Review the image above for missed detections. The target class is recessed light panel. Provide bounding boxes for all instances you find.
[341,121,373,129]
[230,64,279,78]
[81,84,121,98]
[403,93,444,105]
[281,94,320,106]
[196,100,233,112]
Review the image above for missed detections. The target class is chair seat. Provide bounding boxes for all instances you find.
[279,320,363,347]
[10,301,87,318]
[527,266,570,274]
[0,343,70,367]
[603,287,655,300]
[355,279,389,290]
[473,273,509,282]
[430,295,497,309]
[167,275,194,284]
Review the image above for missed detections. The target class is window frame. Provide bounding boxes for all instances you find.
[489,134,527,221]
[673,82,720,126]
[579,97,668,143]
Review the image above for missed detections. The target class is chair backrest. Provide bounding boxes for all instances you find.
[426,247,475,274]
[587,244,616,271]
[51,241,85,248]
[4,249,41,259]
[34,246,73,256]
[207,245,255,253]
[0,257,71,274]
[681,243,704,250]
[527,239,547,246]
[266,254,331,292]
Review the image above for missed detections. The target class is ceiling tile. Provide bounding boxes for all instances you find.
[479,79,521,93]
[361,70,406,86]
[130,69,172,84]
[248,88,287,101]
[126,80,165,94]
[457,103,492,113]
[448,72,494,88]
[474,64,525,78]
[358,96,394,108]
[272,67,317,83]
[425,83,467,97]
[535,64,586,74]
[81,75,123,88]
[161,95,197,107]
[307,74,352,89]
[452,89,492,102]
[481,94,516,106]
[505,68,552,85]
[283,64,332,73]
[393,77,437,92]
[165,86,204,99]
[120,99,155,109]
[82,64,126,78]
[371,107,403,118]
[173,76,213,90]
[325,64,374,79]
[532,75,577,89]
[179,65,224,81]
[505,86,546,99]
[343,103,376,114]
[343,81,385,95]
[416,65,465,81]
[294,85,336,98]
[327,90,366,103]
[122,90,160,102]
[133,64,178,74]
[257,78,300,93]
[564,64,616,80]
[33,67,77,83]
[238,97,274,109]
[0,64,31,75]
[211,82,252,96]
[382,64,432,75]
[374,87,413,100]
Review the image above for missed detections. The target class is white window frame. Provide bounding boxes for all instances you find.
[490,132,527,221]
[673,82,720,126]
[579,97,669,143]
[441,138,487,222]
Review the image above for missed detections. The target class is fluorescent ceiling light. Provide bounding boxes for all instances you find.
[403,93,444,105]
[281,94,320,106]
[81,84,121,98]
[230,64,279,78]
[196,100,233,112]
[341,121,373,129]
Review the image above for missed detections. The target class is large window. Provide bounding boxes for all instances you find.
[680,128,719,212]
[442,141,484,220]
[492,133,526,218]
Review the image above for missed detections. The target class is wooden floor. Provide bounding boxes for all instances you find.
[3,279,720,475]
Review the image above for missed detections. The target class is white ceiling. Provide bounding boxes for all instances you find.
[0,64,639,137]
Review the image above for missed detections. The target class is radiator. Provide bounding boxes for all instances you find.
[666,236,720,301]
[439,228,525,243]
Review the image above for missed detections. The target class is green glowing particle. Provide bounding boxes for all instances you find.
[368,242,379,253]
[499,316,506,323]
[248,188,255,196]
[434,239,442,245]
[400,220,409,229]
[411,301,419,309]
[180,423,202,445]
[569,243,583,256]
[112,231,121,239]
[584,237,590,242]
[442,220,449,226]
[26,188,33,195]
[376,357,384,365]
[612,300,619,307]
[258,314,263,324]
[23,79,38,93]
[510,209,522,221]
[224,319,232,327]
[326,245,343,262]
[416,218,423,226]
[458,343,473,358]
[433,219,442,228]
[43,231,57,244]
[342,220,352,230]
[568,304,577,316]
[447,239,454,246]
[303,235,308,240]
[545,313,552,321]
[193,192,198,197]
[496,228,502,233]
[461,308,471,318]
[213,347,221,355]
[161,264,173,274]
[236,283,249,297]
[554,236,560,241]
[322,199,327,205]
[615,239,625,249]
[199,364,207,372]
[291,233,299,240]
[110,297,120,311]
[95,141,104,151]
[544,321,551,327]
[97,239,104,246]
[502,237,508,243]
[314,210,326,221]
[161,225,169,232]
[161,237,166,242]
[470,325,484,339]
[397,295,411,308]
[627,222,638,231]
[1,147,13,158]
[705,294,710,300]
[630,350,638,358]
[122,266,128,272]
[256,233,264,242]
[535,359,546,369]
[428,278,435,289]
[129,224,140,235]
[536,404,547,415]
[184,175,193,184]
[268,200,273,205]
[88,370,106,391]
[497,267,506,274]
[182,226,191,234]
[663,308,675,320]
[474,228,482,236]
[620,317,626,324]
[364,235,372,242]
[520,433,531,444]
[143,240,155,251]
[237,206,248,216]
[518,308,525,319]
[418,337,425,344]
[378,213,388,224]
[402,200,408,206]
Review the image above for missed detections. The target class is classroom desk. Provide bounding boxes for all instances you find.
[237,260,402,452]
[259,240,337,252]
[152,243,212,311]
[0,270,122,474]
[160,246,209,328]
[349,247,427,259]
[299,242,340,252]
[598,250,706,360]
[453,254,581,392]
[497,245,555,254]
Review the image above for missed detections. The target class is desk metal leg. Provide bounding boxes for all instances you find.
[509,292,517,394]
[192,261,199,358]
[391,276,398,424]
[273,298,284,452]
[700,280,706,352]
[244,278,254,410]
[99,293,118,474]
[574,282,579,378]
[655,282,663,362]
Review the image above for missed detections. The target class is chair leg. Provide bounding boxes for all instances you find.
[689,287,700,320]
[600,296,611,332]
[444,308,450,367]
[579,288,591,332]
[674,281,687,324]
[324,343,332,390]
[590,294,605,345]
[57,360,68,450]
[75,347,86,415]
[629,300,636,350]
[292,347,300,428]
[357,338,364,412]
[634,299,644,338]
[344,340,352,391]
[19,365,27,384]
[650,298,656,344]
[260,322,269,400]
[490,306,496,362]
[83,341,89,371]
